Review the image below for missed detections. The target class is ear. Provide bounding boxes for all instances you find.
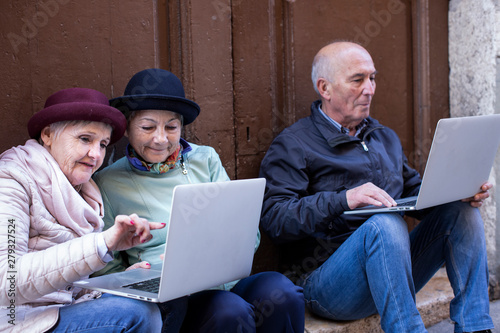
[124,129,129,138]
[316,78,331,101]
[39,126,53,147]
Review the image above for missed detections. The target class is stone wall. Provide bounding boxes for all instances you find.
[496,0,500,299]
[449,0,499,299]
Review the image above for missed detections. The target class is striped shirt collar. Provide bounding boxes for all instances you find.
[318,104,368,137]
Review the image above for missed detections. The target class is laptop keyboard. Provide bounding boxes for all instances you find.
[123,277,160,293]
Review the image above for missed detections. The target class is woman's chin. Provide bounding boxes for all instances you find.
[68,172,93,187]
[143,153,170,164]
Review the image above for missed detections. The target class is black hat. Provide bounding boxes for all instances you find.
[110,68,200,125]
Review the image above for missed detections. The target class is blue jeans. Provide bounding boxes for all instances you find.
[48,294,162,332]
[180,271,305,332]
[303,201,493,333]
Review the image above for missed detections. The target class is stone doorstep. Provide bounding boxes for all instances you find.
[304,268,453,333]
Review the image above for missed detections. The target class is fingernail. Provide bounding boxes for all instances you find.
[130,221,135,225]
[141,239,146,243]
[161,223,166,226]
[146,263,150,266]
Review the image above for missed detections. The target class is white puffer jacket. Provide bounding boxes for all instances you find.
[0,140,108,333]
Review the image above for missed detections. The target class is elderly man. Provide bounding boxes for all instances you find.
[259,41,493,333]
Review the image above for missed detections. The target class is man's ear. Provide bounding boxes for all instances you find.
[316,78,331,100]
[39,126,53,147]
[124,129,129,138]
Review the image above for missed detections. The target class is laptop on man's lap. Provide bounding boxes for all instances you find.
[344,115,500,215]
[74,178,266,302]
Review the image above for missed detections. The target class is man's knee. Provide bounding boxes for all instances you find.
[365,213,409,239]
[357,213,412,255]
[436,201,484,231]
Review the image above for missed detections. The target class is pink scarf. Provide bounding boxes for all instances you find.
[0,139,104,235]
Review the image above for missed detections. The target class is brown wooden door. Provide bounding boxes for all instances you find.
[231,0,449,180]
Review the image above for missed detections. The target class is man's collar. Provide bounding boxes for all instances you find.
[317,104,368,137]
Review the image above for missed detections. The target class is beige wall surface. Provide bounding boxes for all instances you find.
[449,0,499,298]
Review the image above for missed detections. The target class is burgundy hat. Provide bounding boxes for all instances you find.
[28,88,127,144]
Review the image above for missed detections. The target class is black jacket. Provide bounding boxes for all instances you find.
[259,100,422,281]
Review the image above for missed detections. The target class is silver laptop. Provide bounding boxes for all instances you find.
[344,115,500,215]
[74,178,266,302]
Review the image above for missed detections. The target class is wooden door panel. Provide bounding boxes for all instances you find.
[231,0,285,178]
[290,0,414,154]
[231,0,448,179]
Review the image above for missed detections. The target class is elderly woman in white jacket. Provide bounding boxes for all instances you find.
[0,88,166,333]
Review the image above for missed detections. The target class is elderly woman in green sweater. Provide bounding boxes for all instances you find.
[93,68,305,333]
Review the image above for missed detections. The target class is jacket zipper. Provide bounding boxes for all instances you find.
[180,155,188,175]
[328,125,383,152]
[179,154,194,184]
[359,126,384,152]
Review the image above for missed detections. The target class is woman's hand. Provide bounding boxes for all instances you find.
[102,214,166,252]
[126,261,151,271]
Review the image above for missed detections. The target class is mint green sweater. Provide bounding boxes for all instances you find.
[93,142,260,290]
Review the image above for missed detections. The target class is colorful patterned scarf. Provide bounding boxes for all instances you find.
[126,144,182,174]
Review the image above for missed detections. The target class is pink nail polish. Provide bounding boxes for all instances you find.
[130,221,135,225]
[146,263,150,266]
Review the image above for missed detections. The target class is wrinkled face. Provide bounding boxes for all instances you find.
[320,46,377,129]
[41,121,112,186]
[126,109,182,164]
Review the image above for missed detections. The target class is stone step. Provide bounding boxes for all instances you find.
[304,268,453,333]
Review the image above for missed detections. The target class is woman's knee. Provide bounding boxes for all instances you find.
[111,296,162,331]
[233,272,303,305]
[232,272,305,326]
[206,293,255,332]
[183,290,254,332]
[54,294,162,332]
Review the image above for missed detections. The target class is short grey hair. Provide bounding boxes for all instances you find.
[38,120,112,145]
[311,52,334,95]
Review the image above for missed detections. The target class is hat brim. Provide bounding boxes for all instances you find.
[28,102,127,144]
[110,94,200,125]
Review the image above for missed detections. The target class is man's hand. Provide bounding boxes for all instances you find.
[462,182,493,208]
[346,182,397,210]
[102,214,166,252]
